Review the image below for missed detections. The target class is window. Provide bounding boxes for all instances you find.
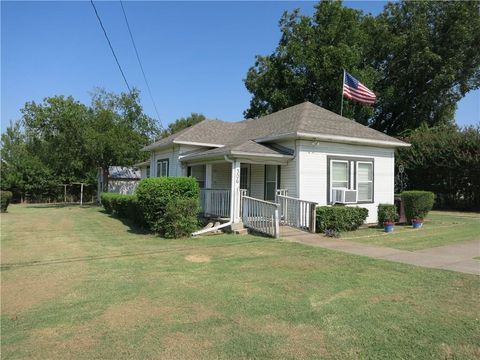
[331,161,349,189]
[357,162,373,202]
[188,165,206,188]
[240,166,249,191]
[156,159,169,177]
[146,166,150,178]
[264,165,278,201]
[328,157,374,204]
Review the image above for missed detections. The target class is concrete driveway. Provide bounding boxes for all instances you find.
[281,227,480,275]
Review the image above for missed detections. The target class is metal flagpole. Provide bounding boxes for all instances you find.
[340,69,345,116]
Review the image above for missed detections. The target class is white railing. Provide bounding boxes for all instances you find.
[242,196,279,238]
[200,189,230,218]
[276,194,317,233]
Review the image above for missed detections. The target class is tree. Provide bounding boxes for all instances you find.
[160,113,205,138]
[368,1,480,134]
[244,1,374,124]
[21,96,94,185]
[86,88,161,192]
[244,1,480,134]
[396,124,480,210]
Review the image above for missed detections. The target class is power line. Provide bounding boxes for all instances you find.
[90,0,132,93]
[119,0,162,126]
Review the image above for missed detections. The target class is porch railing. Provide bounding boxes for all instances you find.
[276,194,317,233]
[242,196,279,238]
[199,189,230,218]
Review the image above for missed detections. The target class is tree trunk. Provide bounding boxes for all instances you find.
[102,167,109,193]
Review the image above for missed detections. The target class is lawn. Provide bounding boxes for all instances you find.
[1,205,479,359]
[341,211,480,251]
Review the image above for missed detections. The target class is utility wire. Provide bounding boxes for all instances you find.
[119,0,162,126]
[90,0,132,93]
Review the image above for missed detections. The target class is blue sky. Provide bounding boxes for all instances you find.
[2,1,479,133]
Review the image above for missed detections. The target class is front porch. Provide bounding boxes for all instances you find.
[187,160,317,237]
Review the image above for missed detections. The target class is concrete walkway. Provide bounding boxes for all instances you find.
[280,227,480,275]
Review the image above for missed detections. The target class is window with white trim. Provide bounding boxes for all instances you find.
[156,159,169,177]
[328,158,374,204]
[331,161,349,189]
[188,165,206,189]
[357,162,373,202]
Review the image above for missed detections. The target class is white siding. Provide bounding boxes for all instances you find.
[298,140,395,223]
[277,140,297,198]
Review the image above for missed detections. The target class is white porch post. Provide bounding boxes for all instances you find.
[205,164,213,188]
[230,160,241,223]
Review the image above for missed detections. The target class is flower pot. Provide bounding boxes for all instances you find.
[412,222,423,229]
[384,224,394,233]
[412,218,424,229]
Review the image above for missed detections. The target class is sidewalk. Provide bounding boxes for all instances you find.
[280,227,480,275]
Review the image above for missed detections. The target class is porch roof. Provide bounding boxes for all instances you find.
[179,140,294,162]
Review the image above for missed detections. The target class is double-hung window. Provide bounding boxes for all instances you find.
[357,162,373,202]
[331,161,349,189]
[156,159,169,177]
[328,157,374,204]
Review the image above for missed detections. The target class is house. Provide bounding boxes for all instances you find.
[137,102,409,236]
[97,166,141,197]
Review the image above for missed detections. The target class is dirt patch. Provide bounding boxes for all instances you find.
[100,298,220,329]
[1,262,87,316]
[160,332,214,359]
[25,324,97,359]
[185,254,211,263]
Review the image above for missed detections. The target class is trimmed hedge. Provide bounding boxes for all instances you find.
[100,192,144,226]
[1,191,13,212]
[377,204,399,227]
[316,206,369,233]
[136,177,200,237]
[401,190,435,222]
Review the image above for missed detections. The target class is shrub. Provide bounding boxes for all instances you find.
[101,192,144,226]
[316,206,368,233]
[377,204,399,227]
[401,190,435,222]
[158,198,200,238]
[136,177,200,237]
[100,193,115,214]
[0,191,13,212]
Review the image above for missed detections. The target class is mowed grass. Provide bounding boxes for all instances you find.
[341,211,480,251]
[1,205,479,359]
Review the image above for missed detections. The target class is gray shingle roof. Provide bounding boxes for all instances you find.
[143,102,408,155]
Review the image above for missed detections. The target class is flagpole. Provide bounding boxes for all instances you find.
[340,69,345,116]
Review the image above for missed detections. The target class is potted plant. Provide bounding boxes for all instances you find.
[412,217,423,229]
[384,220,395,233]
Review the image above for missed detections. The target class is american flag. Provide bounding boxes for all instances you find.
[342,71,376,105]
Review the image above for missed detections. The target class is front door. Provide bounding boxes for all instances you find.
[264,165,279,201]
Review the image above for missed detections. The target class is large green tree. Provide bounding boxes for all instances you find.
[87,88,161,191]
[160,113,205,138]
[244,0,480,134]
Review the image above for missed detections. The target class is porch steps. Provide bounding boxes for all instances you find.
[230,222,248,236]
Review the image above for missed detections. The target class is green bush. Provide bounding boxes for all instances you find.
[158,198,200,238]
[316,206,369,233]
[401,190,435,221]
[100,193,115,214]
[377,204,399,227]
[136,177,200,237]
[101,192,144,226]
[0,191,13,212]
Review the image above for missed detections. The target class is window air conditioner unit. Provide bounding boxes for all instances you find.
[332,189,357,204]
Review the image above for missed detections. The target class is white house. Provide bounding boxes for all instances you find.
[137,102,409,236]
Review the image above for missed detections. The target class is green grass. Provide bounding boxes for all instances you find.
[340,211,480,251]
[1,205,479,359]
